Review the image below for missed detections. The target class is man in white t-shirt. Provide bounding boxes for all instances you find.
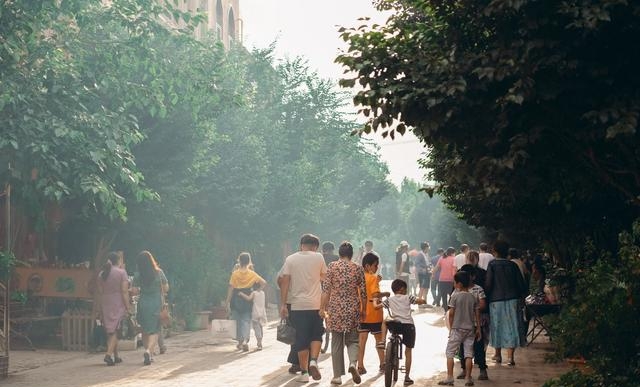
[280,233,327,383]
[478,242,495,270]
[454,244,470,270]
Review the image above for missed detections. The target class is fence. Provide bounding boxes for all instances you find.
[61,309,92,351]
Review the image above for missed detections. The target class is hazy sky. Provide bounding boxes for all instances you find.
[241,0,426,186]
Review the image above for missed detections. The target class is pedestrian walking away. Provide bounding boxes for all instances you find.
[395,241,411,282]
[132,250,169,366]
[321,241,339,353]
[485,241,528,366]
[438,271,481,387]
[457,261,489,381]
[237,281,268,350]
[225,252,267,352]
[431,248,444,306]
[320,241,367,385]
[96,251,133,366]
[357,252,389,376]
[415,241,431,303]
[279,233,327,383]
[433,247,456,313]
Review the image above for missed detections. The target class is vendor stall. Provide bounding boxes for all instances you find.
[13,267,94,299]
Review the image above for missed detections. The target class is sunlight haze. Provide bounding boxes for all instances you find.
[241,0,425,186]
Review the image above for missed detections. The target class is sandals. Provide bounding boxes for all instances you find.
[437,380,454,386]
[348,364,361,384]
[357,367,367,375]
[465,379,475,386]
[507,360,516,366]
[492,356,502,363]
[404,377,414,385]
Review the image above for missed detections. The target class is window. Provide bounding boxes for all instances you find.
[228,8,235,43]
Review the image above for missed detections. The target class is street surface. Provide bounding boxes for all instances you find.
[7,297,570,386]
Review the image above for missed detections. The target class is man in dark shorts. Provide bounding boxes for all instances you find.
[280,234,328,382]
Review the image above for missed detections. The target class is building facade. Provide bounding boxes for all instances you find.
[176,0,241,49]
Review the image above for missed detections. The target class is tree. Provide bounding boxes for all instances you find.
[0,0,197,223]
[336,0,640,260]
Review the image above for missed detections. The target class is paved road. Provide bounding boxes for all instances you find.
[7,306,570,387]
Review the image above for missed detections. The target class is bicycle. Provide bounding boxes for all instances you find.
[382,303,404,387]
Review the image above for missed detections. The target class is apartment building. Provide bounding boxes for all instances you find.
[175,0,241,49]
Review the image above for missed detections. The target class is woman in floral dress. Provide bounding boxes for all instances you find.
[320,242,367,385]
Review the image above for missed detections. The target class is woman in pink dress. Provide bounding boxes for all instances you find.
[97,251,132,366]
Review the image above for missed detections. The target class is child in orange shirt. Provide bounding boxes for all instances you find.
[357,252,390,374]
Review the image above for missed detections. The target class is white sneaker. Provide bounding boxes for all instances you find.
[296,373,309,383]
[330,376,342,385]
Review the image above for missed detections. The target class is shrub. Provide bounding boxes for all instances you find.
[547,220,640,386]
[0,251,15,281]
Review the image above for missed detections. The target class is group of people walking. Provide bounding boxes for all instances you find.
[431,241,529,386]
[95,235,532,387]
[276,234,428,385]
[96,250,169,366]
[273,235,531,386]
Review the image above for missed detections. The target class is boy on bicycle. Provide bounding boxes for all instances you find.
[438,271,480,386]
[378,279,426,386]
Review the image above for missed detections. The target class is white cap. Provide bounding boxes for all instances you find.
[400,240,409,247]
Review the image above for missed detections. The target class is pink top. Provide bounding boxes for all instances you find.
[437,255,457,282]
[99,266,129,333]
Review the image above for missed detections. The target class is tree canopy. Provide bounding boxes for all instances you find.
[1,0,487,321]
[336,0,640,259]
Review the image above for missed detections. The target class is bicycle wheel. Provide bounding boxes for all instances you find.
[393,340,400,381]
[384,339,397,387]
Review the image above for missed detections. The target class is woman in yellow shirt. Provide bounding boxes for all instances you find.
[225,252,266,351]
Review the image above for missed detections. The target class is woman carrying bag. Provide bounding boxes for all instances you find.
[97,251,133,366]
[132,250,169,366]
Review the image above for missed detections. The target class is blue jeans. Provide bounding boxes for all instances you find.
[431,277,440,305]
[235,309,252,343]
[439,281,454,312]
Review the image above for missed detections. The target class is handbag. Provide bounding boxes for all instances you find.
[159,302,172,328]
[276,318,296,345]
[118,314,141,340]
[159,283,172,328]
[92,321,107,351]
[211,319,237,340]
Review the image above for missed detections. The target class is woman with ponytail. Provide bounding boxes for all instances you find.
[97,251,132,366]
[133,250,169,365]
